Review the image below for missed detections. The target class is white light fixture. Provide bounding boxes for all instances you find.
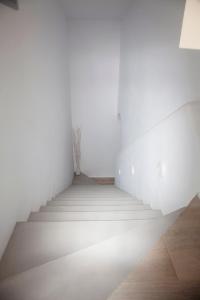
[157,162,166,179]
[131,165,135,175]
[180,0,200,49]
[118,169,121,176]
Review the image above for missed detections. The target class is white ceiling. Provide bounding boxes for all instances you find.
[61,0,132,19]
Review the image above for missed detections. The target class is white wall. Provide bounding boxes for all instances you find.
[180,0,200,49]
[116,0,200,213]
[0,0,74,258]
[69,20,120,177]
[116,102,200,214]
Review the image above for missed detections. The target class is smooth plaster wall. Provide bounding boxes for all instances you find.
[116,102,200,214]
[69,20,120,177]
[116,0,200,213]
[0,0,74,258]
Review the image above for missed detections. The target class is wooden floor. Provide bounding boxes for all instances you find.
[108,197,200,300]
[73,173,115,185]
[72,174,96,185]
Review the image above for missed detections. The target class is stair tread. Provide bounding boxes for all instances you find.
[0,220,144,280]
[40,204,151,212]
[29,210,162,222]
[49,200,141,206]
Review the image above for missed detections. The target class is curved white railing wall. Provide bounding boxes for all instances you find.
[116,0,200,215]
[116,101,200,214]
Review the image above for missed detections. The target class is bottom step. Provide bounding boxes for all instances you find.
[0,211,181,300]
[0,220,144,280]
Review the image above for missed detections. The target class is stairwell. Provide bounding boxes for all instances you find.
[0,175,184,300]
[1,0,200,298]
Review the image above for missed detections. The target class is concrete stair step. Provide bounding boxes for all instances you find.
[67,189,121,193]
[58,194,132,198]
[57,197,134,201]
[68,184,115,188]
[40,204,151,212]
[60,188,131,197]
[28,210,162,222]
[49,199,140,206]
[0,212,180,300]
[0,220,142,280]
[64,186,122,191]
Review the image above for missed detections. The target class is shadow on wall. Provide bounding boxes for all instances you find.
[0,0,19,10]
[116,101,200,214]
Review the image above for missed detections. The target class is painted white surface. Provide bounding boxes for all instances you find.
[116,0,200,214]
[0,0,74,258]
[118,0,200,147]
[180,0,200,49]
[116,102,200,214]
[61,0,132,19]
[69,20,120,177]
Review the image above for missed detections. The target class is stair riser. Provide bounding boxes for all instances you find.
[63,188,124,192]
[58,195,132,199]
[29,211,161,222]
[66,190,121,193]
[40,205,151,212]
[49,200,140,206]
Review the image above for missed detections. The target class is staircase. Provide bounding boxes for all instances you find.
[0,179,182,300]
